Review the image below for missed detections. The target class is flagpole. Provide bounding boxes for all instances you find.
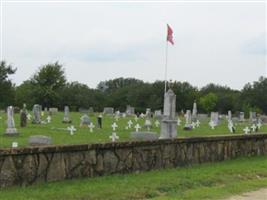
[164,41,168,94]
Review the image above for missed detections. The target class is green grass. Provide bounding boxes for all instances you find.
[0,112,266,148]
[1,156,267,200]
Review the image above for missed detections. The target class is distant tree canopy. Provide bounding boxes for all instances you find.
[1,60,267,115]
[0,61,16,108]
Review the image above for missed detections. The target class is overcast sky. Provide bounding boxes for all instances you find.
[1,1,266,90]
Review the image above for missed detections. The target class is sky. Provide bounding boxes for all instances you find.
[1,1,266,90]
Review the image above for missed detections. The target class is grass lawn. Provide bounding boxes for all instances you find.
[0,112,266,148]
[0,156,267,200]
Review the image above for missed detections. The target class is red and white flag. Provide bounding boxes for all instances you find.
[167,24,174,45]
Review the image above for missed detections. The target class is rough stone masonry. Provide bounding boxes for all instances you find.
[0,134,267,187]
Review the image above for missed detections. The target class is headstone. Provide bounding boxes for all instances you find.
[144,118,152,131]
[103,107,114,115]
[131,132,158,141]
[154,120,160,128]
[80,114,91,127]
[62,106,72,123]
[20,103,27,127]
[228,110,232,121]
[32,104,42,124]
[97,114,103,128]
[210,112,219,125]
[28,135,52,146]
[49,107,58,114]
[184,110,192,129]
[5,106,19,136]
[239,112,245,122]
[249,112,257,123]
[160,89,177,139]
[154,110,162,119]
[209,120,216,129]
[127,120,133,128]
[88,107,94,113]
[192,101,198,122]
[79,107,89,113]
[146,108,152,118]
[126,105,135,116]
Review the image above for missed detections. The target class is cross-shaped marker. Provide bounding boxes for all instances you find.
[154,120,160,128]
[111,122,118,131]
[67,125,77,135]
[209,121,216,130]
[88,122,95,133]
[257,122,262,129]
[47,116,51,123]
[251,124,257,132]
[12,142,18,148]
[114,115,119,121]
[134,123,141,132]
[243,127,250,134]
[228,123,234,133]
[27,114,32,120]
[127,120,133,128]
[177,118,181,126]
[109,132,119,142]
[192,122,196,129]
[134,115,139,122]
[196,120,200,127]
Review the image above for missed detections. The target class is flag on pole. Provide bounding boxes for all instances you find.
[167,24,174,45]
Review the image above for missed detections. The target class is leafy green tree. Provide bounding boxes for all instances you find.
[199,92,218,113]
[31,62,66,108]
[0,61,16,108]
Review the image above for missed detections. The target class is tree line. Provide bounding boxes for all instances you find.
[1,61,266,116]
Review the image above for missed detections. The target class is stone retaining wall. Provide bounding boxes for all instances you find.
[1,134,267,187]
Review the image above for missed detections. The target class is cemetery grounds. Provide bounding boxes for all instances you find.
[0,111,267,200]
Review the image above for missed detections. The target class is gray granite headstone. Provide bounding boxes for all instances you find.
[210,112,219,125]
[239,112,245,122]
[126,105,135,116]
[80,114,91,126]
[131,132,158,141]
[32,104,41,124]
[103,107,114,115]
[160,89,177,139]
[29,135,52,146]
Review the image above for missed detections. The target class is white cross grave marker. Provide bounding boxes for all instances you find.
[109,132,119,142]
[134,115,139,122]
[111,122,118,131]
[12,142,18,148]
[209,121,216,130]
[257,122,262,129]
[88,122,95,133]
[196,120,200,127]
[127,120,133,128]
[192,122,196,129]
[177,118,181,126]
[251,124,257,132]
[134,123,141,132]
[47,116,51,123]
[67,125,77,135]
[27,113,32,120]
[243,127,250,134]
[154,120,160,128]
[114,115,119,121]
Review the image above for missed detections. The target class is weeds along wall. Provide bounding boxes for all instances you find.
[0,134,267,187]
